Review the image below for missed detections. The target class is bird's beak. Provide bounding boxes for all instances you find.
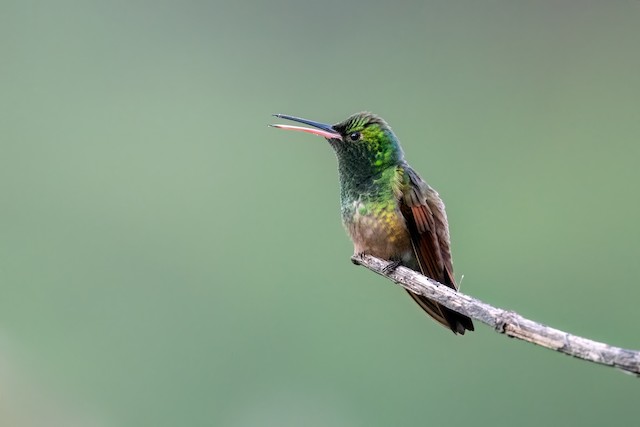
[270,114,342,140]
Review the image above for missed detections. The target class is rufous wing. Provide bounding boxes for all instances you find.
[399,167,474,334]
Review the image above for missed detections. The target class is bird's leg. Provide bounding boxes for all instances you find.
[382,259,402,274]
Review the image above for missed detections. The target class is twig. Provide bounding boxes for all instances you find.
[351,254,640,376]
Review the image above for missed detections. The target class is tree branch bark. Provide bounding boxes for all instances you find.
[351,254,640,376]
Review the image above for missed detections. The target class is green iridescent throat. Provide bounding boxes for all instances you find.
[329,114,405,224]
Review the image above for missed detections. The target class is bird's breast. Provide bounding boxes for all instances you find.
[344,199,413,261]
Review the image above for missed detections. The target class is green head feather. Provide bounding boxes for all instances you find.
[329,112,405,186]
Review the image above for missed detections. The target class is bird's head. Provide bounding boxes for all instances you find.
[271,112,404,175]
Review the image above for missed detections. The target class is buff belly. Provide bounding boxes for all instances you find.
[345,204,414,263]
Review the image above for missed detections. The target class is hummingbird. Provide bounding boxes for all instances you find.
[271,112,474,334]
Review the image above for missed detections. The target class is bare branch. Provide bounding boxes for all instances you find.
[351,254,640,376]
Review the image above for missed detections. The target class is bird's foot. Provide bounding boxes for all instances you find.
[382,259,401,274]
[351,252,367,265]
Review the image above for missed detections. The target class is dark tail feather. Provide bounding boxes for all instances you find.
[406,291,474,335]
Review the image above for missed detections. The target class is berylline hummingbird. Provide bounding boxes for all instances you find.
[271,112,474,334]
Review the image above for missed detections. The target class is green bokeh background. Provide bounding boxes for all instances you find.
[2,1,639,425]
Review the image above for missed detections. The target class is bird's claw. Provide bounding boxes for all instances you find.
[351,252,367,265]
[382,260,401,274]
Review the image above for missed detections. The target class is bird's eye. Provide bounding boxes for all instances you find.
[348,132,361,141]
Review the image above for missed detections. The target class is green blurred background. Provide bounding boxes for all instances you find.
[2,0,639,425]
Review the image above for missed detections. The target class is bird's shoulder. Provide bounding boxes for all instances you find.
[395,164,433,204]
